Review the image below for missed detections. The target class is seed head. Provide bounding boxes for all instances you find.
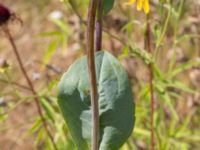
[0,4,11,25]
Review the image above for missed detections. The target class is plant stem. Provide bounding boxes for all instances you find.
[145,14,155,150]
[68,1,125,46]
[4,27,58,150]
[95,0,103,51]
[87,0,99,150]
[0,78,30,90]
[155,3,171,60]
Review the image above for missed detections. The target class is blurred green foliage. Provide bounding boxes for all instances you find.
[0,0,200,150]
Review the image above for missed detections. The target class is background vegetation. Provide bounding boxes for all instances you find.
[0,0,200,149]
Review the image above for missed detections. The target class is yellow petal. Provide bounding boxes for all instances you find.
[144,0,150,14]
[137,0,143,11]
[129,0,136,4]
[125,0,136,6]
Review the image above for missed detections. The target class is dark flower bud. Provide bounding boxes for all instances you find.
[0,4,11,25]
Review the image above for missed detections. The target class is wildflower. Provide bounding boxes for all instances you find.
[0,4,11,25]
[127,0,150,14]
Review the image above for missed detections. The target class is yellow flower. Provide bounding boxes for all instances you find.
[127,0,150,14]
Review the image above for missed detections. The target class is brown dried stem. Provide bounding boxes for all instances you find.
[145,14,155,150]
[95,0,103,51]
[3,27,58,150]
[87,0,99,149]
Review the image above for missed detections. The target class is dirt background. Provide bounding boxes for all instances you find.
[0,0,200,150]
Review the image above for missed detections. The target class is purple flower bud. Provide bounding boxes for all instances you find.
[0,4,11,25]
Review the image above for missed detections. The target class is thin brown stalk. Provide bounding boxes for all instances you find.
[95,0,103,51]
[68,2,125,46]
[3,27,58,150]
[87,0,99,149]
[145,14,155,150]
[0,78,30,90]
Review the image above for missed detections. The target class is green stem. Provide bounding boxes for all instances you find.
[155,3,171,59]
[168,0,185,77]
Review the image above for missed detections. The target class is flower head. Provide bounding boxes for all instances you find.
[0,4,11,25]
[127,0,150,14]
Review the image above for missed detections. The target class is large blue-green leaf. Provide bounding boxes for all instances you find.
[103,0,115,15]
[58,51,135,150]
